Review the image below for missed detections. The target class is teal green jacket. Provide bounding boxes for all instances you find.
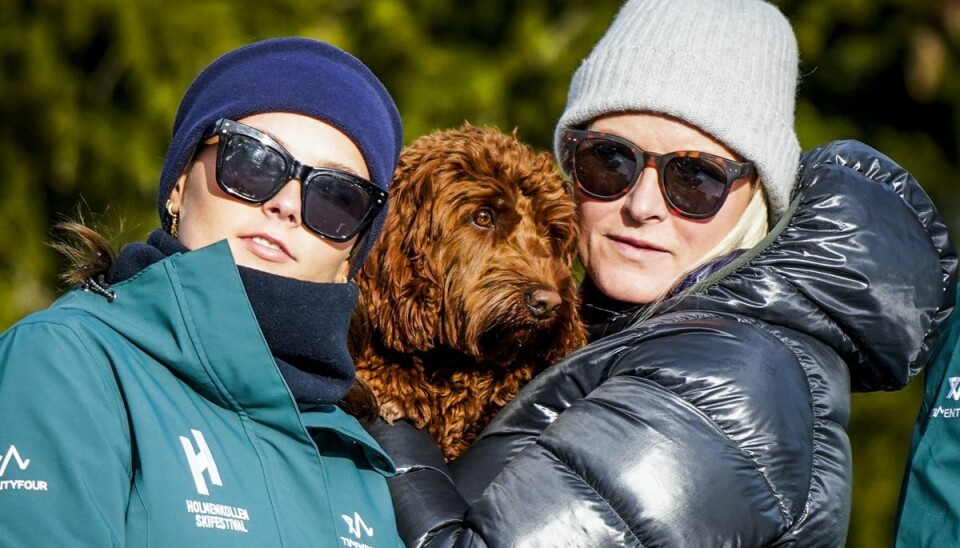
[897,286,960,546]
[0,241,402,548]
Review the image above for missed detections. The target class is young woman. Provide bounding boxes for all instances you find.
[365,0,957,546]
[0,37,405,547]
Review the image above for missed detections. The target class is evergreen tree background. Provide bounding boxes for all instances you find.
[2,1,958,545]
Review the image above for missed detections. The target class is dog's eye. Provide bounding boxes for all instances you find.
[472,208,495,228]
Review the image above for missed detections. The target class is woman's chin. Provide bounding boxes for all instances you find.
[590,270,670,305]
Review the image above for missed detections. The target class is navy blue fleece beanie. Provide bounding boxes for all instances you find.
[157,37,402,277]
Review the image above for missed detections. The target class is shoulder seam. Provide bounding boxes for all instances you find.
[5,318,133,452]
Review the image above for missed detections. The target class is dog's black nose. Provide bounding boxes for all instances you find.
[526,287,562,318]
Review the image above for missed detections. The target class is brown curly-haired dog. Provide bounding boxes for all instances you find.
[352,124,587,461]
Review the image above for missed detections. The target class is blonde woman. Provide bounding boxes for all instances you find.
[367,0,957,546]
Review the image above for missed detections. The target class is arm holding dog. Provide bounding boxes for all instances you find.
[370,318,843,547]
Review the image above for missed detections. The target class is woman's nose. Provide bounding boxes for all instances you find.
[263,179,302,226]
[623,168,667,222]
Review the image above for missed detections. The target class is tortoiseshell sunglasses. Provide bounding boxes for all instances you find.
[561,129,756,219]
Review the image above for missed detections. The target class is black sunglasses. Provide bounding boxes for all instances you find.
[561,129,756,219]
[204,118,386,242]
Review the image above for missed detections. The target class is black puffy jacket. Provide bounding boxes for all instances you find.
[368,141,957,547]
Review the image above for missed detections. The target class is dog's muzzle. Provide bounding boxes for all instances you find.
[525,287,562,319]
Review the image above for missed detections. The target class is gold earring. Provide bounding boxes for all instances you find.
[165,199,179,238]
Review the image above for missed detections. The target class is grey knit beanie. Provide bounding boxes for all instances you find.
[555,0,800,221]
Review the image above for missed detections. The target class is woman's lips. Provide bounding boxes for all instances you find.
[240,234,294,263]
[608,234,668,259]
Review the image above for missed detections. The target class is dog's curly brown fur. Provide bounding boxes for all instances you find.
[352,124,587,461]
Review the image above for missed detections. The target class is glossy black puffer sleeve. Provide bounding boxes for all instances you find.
[368,140,956,547]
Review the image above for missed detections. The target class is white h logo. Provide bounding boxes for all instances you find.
[342,512,374,539]
[948,377,960,401]
[179,429,222,496]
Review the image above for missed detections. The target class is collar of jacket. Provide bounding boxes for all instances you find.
[580,249,746,341]
[109,229,357,405]
[61,239,394,474]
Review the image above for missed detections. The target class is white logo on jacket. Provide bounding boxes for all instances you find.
[0,445,29,477]
[179,429,222,496]
[948,377,960,401]
[0,445,48,491]
[342,511,374,539]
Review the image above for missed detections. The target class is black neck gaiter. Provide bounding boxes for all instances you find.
[110,229,357,405]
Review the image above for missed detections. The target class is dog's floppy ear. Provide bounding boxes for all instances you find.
[356,143,442,352]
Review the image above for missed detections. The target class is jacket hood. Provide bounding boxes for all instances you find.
[56,240,295,412]
[50,240,395,473]
[662,140,956,391]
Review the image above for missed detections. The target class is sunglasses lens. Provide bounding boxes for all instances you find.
[662,157,729,216]
[574,139,637,198]
[220,134,287,200]
[303,175,375,240]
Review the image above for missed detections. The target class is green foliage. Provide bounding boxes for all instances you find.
[1,1,957,545]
